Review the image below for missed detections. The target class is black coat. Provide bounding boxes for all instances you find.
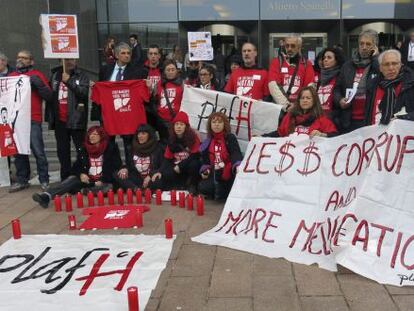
[364,66,414,125]
[126,143,165,179]
[400,40,414,70]
[333,57,379,132]
[47,66,89,130]
[131,42,144,67]
[71,141,122,183]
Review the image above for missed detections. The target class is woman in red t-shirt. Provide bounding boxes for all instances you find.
[155,111,200,193]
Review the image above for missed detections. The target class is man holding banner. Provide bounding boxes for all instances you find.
[9,50,52,192]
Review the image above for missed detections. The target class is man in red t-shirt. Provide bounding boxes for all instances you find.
[268,34,315,109]
[9,50,52,192]
[145,44,162,95]
[224,42,270,101]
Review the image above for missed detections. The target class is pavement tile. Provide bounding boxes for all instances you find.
[338,274,397,311]
[386,285,414,295]
[150,262,173,299]
[145,298,160,311]
[253,256,293,277]
[300,296,349,311]
[293,263,342,296]
[158,276,209,311]
[203,298,252,311]
[392,295,414,311]
[171,244,216,277]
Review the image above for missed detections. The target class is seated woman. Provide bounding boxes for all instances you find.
[199,112,242,201]
[115,124,164,190]
[264,86,337,137]
[156,111,200,193]
[32,126,121,208]
[196,64,220,90]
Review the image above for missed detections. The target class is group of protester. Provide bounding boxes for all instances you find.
[1,28,413,209]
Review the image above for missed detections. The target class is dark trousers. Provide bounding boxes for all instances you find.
[45,175,112,197]
[162,159,200,190]
[54,120,85,180]
[14,121,49,184]
[114,172,163,191]
[198,171,233,200]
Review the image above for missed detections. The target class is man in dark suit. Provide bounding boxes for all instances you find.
[129,34,144,67]
[400,30,414,70]
[91,42,148,164]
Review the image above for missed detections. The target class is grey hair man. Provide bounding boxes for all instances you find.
[0,51,13,77]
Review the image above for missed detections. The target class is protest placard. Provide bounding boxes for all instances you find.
[181,85,283,151]
[193,120,414,287]
[40,14,79,59]
[187,32,214,61]
[0,234,174,310]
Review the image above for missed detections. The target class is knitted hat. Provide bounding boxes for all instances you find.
[172,111,190,125]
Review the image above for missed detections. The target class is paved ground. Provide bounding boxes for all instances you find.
[0,185,414,311]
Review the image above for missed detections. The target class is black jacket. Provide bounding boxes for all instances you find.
[400,40,414,70]
[364,66,414,125]
[91,62,148,121]
[131,42,144,67]
[126,143,165,179]
[71,141,122,183]
[47,66,89,130]
[333,57,379,132]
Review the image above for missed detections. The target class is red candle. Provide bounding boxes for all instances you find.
[178,192,185,208]
[117,188,124,205]
[144,188,151,204]
[54,195,62,212]
[68,215,76,230]
[187,194,193,210]
[127,286,139,311]
[11,219,21,239]
[155,189,162,205]
[65,194,73,212]
[135,189,142,204]
[136,210,143,228]
[127,188,133,204]
[164,218,173,239]
[97,191,104,206]
[76,192,84,208]
[170,190,177,206]
[196,195,204,216]
[87,191,94,207]
[107,188,114,205]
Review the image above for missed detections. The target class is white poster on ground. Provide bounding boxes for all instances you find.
[181,85,283,151]
[187,32,214,61]
[0,234,174,310]
[0,75,31,156]
[193,120,414,287]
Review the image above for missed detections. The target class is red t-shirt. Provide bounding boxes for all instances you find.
[278,113,337,137]
[0,124,17,156]
[268,57,315,102]
[156,81,183,122]
[91,80,149,135]
[164,136,200,165]
[224,67,270,100]
[371,83,402,125]
[351,68,366,120]
[58,82,68,122]
[147,67,161,89]
[317,77,336,114]
[9,70,51,122]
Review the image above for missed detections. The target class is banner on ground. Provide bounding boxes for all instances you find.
[187,32,213,61]
[181,85,283,151]
[0,234,174,310]
[0,76,31,156]
[40,14,79,59]
[193,120,414,287]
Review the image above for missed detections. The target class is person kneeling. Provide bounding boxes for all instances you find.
[158,111,200,193]
[115,124,164,190]
[199,112,242,201]
[32,126,121,208]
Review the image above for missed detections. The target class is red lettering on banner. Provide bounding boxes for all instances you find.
[391,232,403,268]
[257,143,276,174]
[233,209,253,235]
[331,144,347,176]
[297,141,321,176]
[384,135,401,172]
[371,223,394,257]
[368,132,388,171]
[243,208,267,239]
[357,138,376,175]
[307,222,323,255]
[289,220,317,250]
[346,143,362,176]
[243,144,257,173]
[324,187,356,212]
[274,141,295,176]
[351,220,369,252]
[401,235,414,270]
[262,211,282,243]
[235,99,253,141]
[75,251,143,296]
[215,210,244,234]
[333,213,358,246]
[396,136,414,174]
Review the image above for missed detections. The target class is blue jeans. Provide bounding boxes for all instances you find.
[14,121,49,184]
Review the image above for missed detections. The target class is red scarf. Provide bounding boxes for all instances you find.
[84,126,109,158]
[209,132,232,181]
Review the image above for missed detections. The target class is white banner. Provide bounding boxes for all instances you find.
[193,120,414,287]
[0,76,31,155]
[0,234,174,310]
[187,32,213,61]
[40,14,79,59]
[181,85,283,151]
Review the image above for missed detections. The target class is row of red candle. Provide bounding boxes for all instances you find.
[170,191,204,216]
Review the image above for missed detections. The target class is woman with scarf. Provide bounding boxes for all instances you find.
[199,112,242,201]
[156,111,200,193]
[196,64,220,91]
[115,124,164,190]
[32,126,121,208]
[316,48,345,127]
[153,59,184,142]
[264,86,337,137]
